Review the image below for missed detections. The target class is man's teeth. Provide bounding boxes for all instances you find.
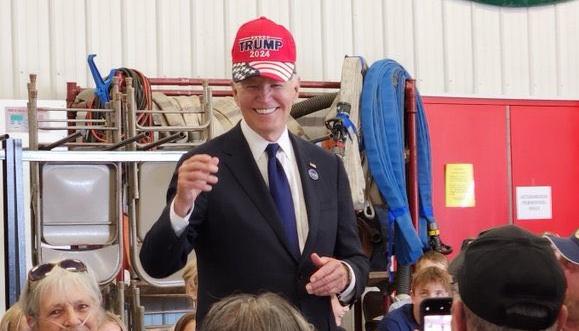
[255,107,276,114]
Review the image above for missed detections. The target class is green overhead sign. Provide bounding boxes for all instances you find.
[472,0,571,6]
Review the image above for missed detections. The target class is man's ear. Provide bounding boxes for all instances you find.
[451,300,467,331]
[292,77,300,100]
[556,304,568,331]
[231,82,240,105]
[295,76,302,93]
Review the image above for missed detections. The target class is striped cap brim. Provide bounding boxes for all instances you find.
[232,61,295,82]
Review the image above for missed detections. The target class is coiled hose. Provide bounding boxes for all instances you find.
[290,93,337,119]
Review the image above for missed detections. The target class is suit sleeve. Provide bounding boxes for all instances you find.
[139,154,207,278]
[334,155,370,303]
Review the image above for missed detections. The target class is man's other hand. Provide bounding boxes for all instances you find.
[306,253,349,296]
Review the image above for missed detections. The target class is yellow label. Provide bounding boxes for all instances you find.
[445,163,475,207]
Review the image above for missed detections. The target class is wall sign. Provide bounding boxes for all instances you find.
[516,186,552,220]
[445,163,476,208]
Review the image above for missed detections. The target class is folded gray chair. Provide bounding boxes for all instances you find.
[37,163,123,285]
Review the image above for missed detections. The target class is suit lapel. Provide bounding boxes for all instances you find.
[221,125,299,262]
[290,134,321,261]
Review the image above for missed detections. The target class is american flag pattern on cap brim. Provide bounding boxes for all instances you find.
[232,61,295,82]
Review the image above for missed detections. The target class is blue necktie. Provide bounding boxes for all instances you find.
[265,143,299,256]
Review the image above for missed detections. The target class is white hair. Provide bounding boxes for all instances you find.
[19,264,103,319]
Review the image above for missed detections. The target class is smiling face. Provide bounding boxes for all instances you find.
[232,75,299,142]
[30,284,100,331]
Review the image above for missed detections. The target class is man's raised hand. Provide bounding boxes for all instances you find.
[174,154,219,217]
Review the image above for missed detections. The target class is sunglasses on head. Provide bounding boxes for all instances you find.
[28,259,87,282]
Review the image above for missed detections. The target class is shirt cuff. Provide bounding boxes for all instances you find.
[337,261,356,303]
[169,198,193,236]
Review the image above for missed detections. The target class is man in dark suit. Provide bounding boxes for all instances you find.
[140,16,369,331]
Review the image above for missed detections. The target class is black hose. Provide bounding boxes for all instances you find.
[290,93,337,119]
[395,265,411,295]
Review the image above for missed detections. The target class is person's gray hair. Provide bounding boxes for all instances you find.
[462,300,558,331]
[200,292,315,331]
[19,264,103,319]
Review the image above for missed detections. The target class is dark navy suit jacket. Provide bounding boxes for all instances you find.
[140,124,369,331]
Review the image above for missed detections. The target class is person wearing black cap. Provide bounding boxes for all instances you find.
[139,16,369,331]
[545,228,579,330]
[452,225,568,331]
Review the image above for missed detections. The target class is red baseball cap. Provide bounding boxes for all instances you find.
[231,17,296,82]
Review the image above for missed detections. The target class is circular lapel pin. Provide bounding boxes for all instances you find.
[308,168,319,180]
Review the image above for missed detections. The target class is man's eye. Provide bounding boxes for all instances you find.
[272,84,283,89]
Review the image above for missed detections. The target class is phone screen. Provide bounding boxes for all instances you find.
[423,314,452,331]
[420,297,453,331]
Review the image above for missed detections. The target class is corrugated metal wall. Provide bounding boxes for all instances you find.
[1,0,578,100]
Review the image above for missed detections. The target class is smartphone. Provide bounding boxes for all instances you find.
[420,297,453,331]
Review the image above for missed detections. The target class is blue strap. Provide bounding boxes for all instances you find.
[387,207,407,221]
[361,59,437,264]
[336,111,358,139]
[416,90,436,247]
